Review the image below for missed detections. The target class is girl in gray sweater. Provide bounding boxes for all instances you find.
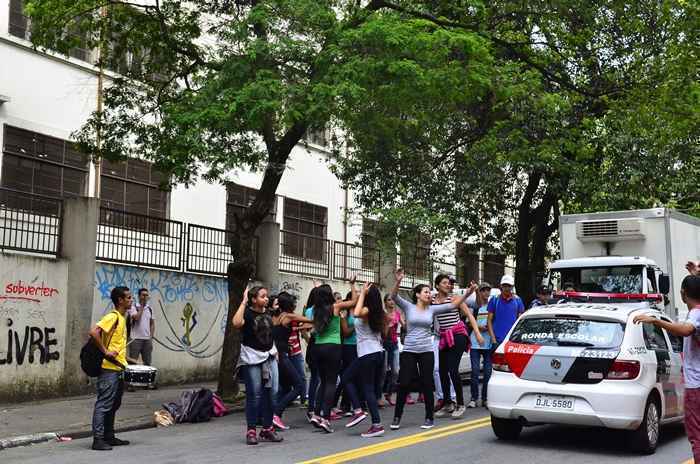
[390,269,471,430]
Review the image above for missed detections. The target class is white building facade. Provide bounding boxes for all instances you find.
[0,0,508,289]
[0,1,515,398]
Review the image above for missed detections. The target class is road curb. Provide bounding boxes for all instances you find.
[0,433,58,450]
[0,405,245,451]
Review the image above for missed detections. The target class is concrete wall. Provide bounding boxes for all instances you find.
[93,263,228,384]
[0,253,68,401]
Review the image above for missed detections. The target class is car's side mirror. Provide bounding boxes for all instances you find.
[659,274,670,295]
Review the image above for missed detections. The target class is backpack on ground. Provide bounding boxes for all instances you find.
[80,312,119,377]
[164,388,214,423]
[186,388,214,423]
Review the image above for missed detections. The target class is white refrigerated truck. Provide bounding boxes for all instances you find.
[548,208,700,320]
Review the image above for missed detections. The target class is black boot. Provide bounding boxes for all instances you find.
[107,437,130,446]
[92,439,113,451]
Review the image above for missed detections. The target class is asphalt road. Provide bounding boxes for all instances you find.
[2,402,694,464]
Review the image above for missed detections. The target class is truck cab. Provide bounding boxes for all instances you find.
[549,208,700,319]
[547,256,670,307]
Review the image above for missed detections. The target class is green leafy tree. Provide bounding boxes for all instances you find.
[25,0,494,398]
[336,0,700,303]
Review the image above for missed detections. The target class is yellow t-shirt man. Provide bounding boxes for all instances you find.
[96,311,128,371]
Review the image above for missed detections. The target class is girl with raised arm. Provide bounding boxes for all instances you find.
[382,293,403,406]
[270,292,312,430]
[432,274,481,419]
[233,286,283,446]
[309,280,359,433]
[341,282,387,437]
[389,269,472,430]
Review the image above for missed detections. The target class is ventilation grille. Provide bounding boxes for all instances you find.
[576,218,645,242]
[581,220,619,237]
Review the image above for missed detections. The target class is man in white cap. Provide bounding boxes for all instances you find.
[487,275,525,346]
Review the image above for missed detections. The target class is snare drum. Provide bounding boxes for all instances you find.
[124,364,158,387]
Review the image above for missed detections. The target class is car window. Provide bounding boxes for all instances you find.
[646,267,658,292]
[642,323,669,351]
[509,318,624,348]
[660,321,683,352]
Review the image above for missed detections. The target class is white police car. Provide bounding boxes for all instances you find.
[487,302,685,454]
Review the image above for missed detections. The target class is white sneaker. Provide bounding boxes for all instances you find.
[434,403,454,418]
[467,400,477,409]
[451,405,466,418]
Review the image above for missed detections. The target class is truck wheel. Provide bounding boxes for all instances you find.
[630,397,660,454]
[491,415,522,441]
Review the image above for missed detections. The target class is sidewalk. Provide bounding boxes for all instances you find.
[0,381,240,450]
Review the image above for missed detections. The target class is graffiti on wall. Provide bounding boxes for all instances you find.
[270,279,305,300]
[0,279,62,366]
[155,301,224,358]
[94,264,227,359]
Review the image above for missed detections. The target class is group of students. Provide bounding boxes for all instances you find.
[234,269,526,445]
[86,260,700,462]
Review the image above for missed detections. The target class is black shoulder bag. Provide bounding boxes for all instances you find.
[80,312,119,377]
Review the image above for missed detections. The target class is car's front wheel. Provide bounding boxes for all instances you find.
[491,415,522,441]
[630,396,660,454]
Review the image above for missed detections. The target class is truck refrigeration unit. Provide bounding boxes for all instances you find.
[548,208,700,320]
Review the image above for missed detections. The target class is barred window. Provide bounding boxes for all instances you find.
[1,125,88,213]
[484,253,506,286]
[283,198,327,261]
[226,183,258,232]
[361,219,380,270]
[225,183,277,231]
[100,158,169,219]
[456,242,480,285]
[400,230,431,280]
[304,127,330,148]
[9,0,28,39]
[9,0,92,61]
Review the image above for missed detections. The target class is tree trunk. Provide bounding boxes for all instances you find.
[216,237,255,400]
[514,172,541,305]
[514,214,534,306]
[530,192,559,299]
[515,177,561,306]
[216,122,308,399]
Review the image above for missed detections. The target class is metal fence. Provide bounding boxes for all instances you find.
[333,241,380,283]
[97,207,183,270]
[0,187,62,256]
[396,250,432,289]
[187,224,257,276]
[396,252,462,289]
[279,229,331,278]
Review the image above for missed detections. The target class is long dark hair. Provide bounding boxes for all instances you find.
[305,287,319,310]
[412,284,430,304]
[313,285,335,334]
[267,293,280,316]
[277,291,296,313]
[365,286,386,334]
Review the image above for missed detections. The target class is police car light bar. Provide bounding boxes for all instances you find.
[553,291,663,302]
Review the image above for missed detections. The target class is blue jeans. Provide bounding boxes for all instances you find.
[333,343,358,410]
[242,361,277,429]
[308,364,320,411]
[383,341,399,394]
[469,349,492,402]
[275,353,305,417]
[92,369,124,440]
[345,351,384,424]
[290,353,307,402]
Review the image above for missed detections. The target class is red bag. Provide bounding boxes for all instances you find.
[212,393,229,417]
